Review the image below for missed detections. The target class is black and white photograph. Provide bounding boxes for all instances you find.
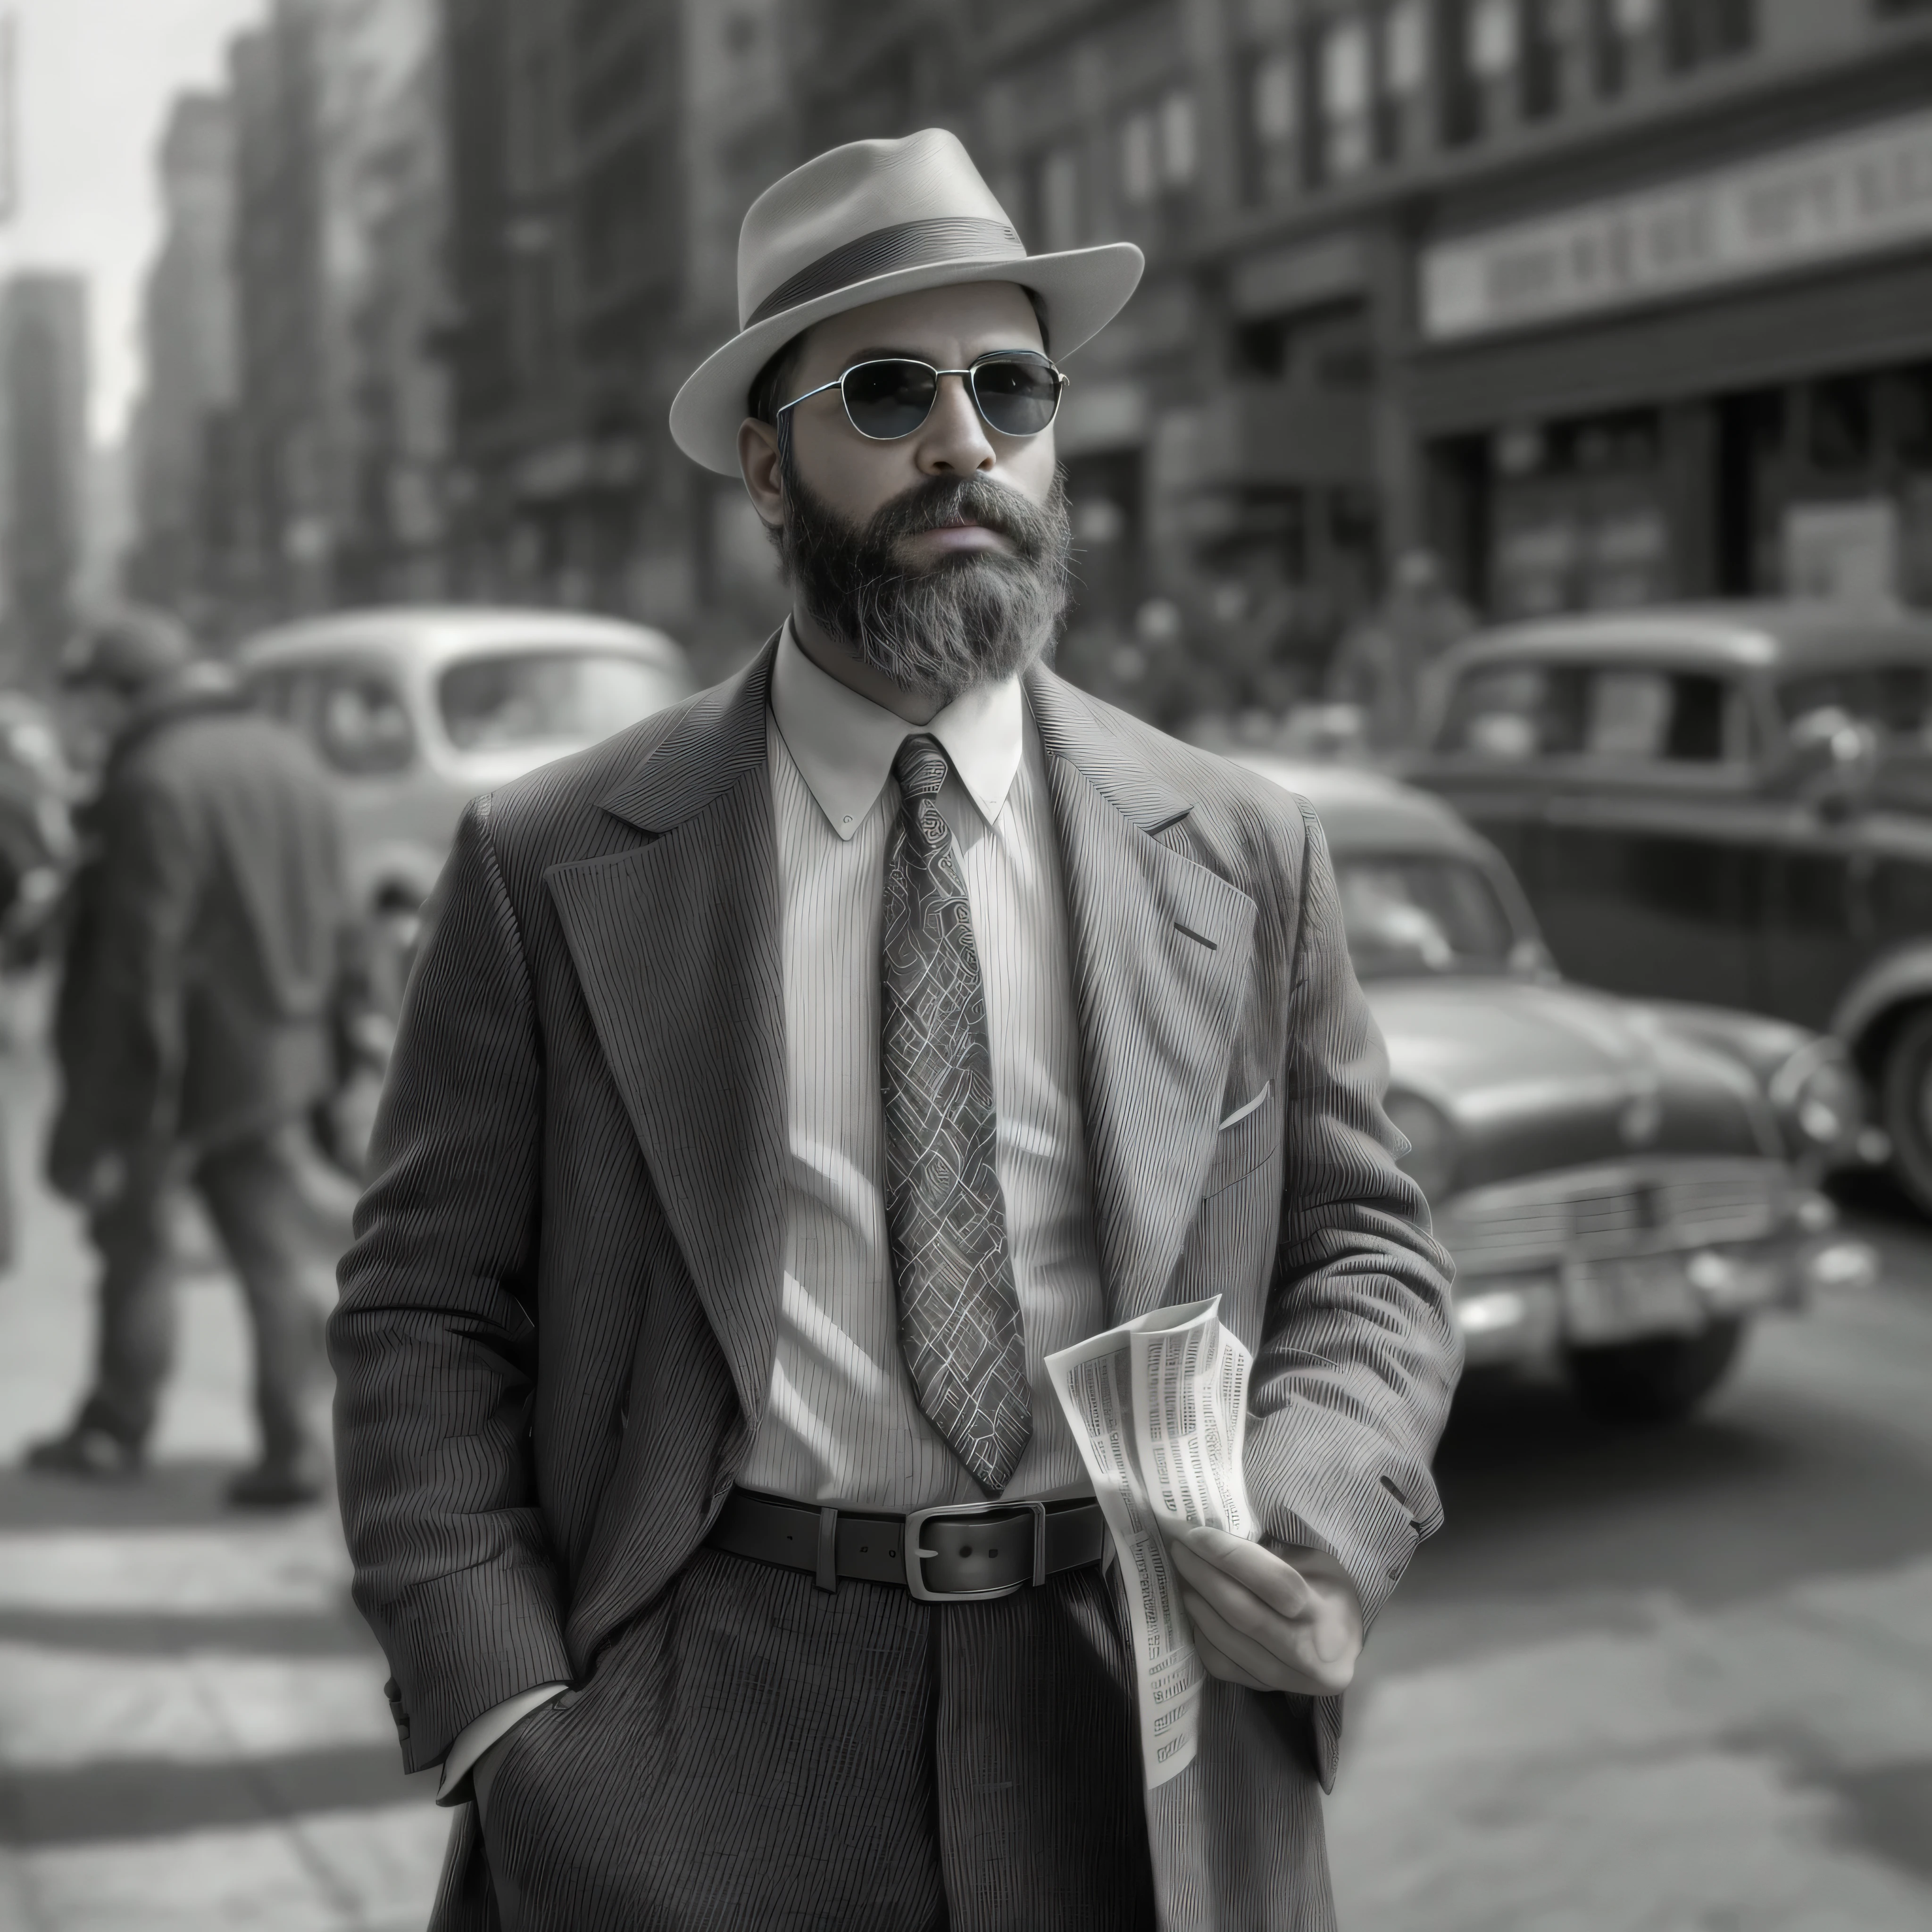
[0,1,1930,1927]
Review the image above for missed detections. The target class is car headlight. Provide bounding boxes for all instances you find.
[1386,1093,1458,1202]
[1771,1043,1861,1152]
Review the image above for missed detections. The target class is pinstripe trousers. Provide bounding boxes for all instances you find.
[465,1549,1156,1931]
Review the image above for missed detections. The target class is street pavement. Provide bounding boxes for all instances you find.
[0,1022,1929,1929]
[0,1035,446,1932]
[1328,1182,1932,1930]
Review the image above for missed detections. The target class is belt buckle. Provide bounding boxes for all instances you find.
[903,1499,1048,1602]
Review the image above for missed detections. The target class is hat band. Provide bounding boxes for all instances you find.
[743,216,1026,330]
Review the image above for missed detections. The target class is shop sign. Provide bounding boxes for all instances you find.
[1423,108,1932,341]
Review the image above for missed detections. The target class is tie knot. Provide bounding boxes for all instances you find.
[893,734,950,804]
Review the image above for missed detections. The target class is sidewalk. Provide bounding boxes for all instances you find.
[0,1038,447,1932]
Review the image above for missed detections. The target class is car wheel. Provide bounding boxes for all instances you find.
[1880,1005,1932,1217]
[1565,1318,1747,1424]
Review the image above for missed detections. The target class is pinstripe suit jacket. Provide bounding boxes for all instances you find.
[330,638,1459,1931]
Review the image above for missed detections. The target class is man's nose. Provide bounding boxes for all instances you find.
[916,371,996,475]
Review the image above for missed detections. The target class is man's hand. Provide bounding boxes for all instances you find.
[1167,1524,1363,1697]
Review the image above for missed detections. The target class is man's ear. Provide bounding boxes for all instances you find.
[738,418,784,532]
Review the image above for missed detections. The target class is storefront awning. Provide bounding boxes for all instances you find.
[1407,250,1932,436]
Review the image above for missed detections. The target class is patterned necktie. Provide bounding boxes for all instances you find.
[882,734,1032,1495]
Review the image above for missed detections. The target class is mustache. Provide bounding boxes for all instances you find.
[862,473,1058,564]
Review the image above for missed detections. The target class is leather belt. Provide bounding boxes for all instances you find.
[706,1487,1107,1602]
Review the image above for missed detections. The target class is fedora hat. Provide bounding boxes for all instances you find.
[670,128,1144,475]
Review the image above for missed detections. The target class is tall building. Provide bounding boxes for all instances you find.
[352,31,456,601]
[0,275,90,685]
[227,4,332,623]
[126,93,239,628]
[439,0,815,658]
[225,0,443,626]
[438,0,585,607]
[440,0,679,622]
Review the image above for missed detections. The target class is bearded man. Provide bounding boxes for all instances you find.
[331,131,1458,1932]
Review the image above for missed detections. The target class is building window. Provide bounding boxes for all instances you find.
[1467,0,1521,83]
[1320,15,1374,179]
[1525,0,1593,117]
[1446,0,1523,141]
[1121,108,1159,205]
[1667,0,1755,69]
[1598,0,1660,93]
[1379,0,1433,158]
[1383,0,1430,96]
[1809,377,1874,475]
[1120,90,1197,207]
[1249,48,1301,200]
[1160,90,1199,186]
[1039,144,1082,252]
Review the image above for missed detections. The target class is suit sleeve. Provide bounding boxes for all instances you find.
[328,797,572,1774]
[1244,802,1462,1773]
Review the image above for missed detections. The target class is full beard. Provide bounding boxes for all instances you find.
[775,437,1072,706]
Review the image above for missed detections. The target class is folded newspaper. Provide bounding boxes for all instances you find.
[1044,1297,1255,1787]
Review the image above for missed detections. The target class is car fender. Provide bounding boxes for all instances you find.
[1831,943,1932,1065]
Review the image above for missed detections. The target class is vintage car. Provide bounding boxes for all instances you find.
[1407,602,1932,1214]
[240,606,693,1013]
[1237,751,1875,1422]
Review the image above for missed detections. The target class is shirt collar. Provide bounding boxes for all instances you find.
[769,618,1025,841]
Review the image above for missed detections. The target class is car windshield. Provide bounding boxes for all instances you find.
[1335,857,1519,979]
[1438,661,1741,762]
[438,650,680,751]
[1779,664,1932,743]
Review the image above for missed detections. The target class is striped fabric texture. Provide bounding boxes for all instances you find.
[742,703,1102,1509]
[329,637,1460,1932]
[445,1548,1154,1930]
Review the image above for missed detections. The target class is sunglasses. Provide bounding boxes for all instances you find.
[777,350,1067,442]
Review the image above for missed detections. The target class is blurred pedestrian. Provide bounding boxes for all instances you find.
[25,606,350,1507]
[1204,546,1308,716]
[1325,549,1476,751]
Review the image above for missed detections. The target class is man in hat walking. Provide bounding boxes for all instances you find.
[333,132,1457,1929]
[29,608,350,1506]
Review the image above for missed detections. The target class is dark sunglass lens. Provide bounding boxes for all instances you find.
[972,358,1060,437]
[841,361,938,438]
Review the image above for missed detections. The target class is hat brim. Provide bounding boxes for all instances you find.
[669,241,1145,475]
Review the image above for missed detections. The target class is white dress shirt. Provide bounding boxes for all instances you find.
[440,625,1104,1799]
[740,622,1104,1507]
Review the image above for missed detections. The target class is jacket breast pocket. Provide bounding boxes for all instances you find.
[1203,1081,1279,1198]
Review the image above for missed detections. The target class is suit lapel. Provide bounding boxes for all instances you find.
[1028,669,1257,1325]
[545,642,788,1429]
[545,645,1256,1408]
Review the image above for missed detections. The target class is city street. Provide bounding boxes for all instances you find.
[0,1026,1928,1930]
[0,1030,446,1932]
[1329,1186,1932,1931]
